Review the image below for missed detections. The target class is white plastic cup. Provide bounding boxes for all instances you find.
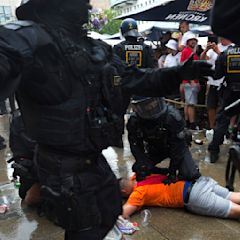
[206,129,214,143]
[140,209,152,227]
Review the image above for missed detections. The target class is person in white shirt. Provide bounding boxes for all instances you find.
[178,21,194,52]
[178,21,195,103]
[200,36,233,129]
[163,39,181,68]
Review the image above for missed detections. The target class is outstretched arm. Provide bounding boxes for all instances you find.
[121,55,213,97]
[127,116,154,181]
[127,116,147,162]
[122,203,139,219]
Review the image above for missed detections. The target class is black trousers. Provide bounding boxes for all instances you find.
[150,105,199,179]
[0,100,7,115]
[37,147,122,240]
[209,88,240,153]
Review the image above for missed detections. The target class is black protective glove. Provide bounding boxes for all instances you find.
[162,168,178,185]
[132,160,153,181]
[178,55,214,80]
[162,174,177,185]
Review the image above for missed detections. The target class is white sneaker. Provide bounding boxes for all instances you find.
[206,129,214,143]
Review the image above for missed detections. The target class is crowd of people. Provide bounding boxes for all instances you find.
[0,0,239,239]
[155,21,234,132]
[154,20,240,164]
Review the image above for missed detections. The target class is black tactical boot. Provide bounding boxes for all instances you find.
[0,135,6,150]
[210,151,219,163]
[0,143,6,150]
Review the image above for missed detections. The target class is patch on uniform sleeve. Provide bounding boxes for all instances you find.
[113,76,122,86]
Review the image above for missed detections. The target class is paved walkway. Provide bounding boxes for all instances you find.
[0,115,239,240]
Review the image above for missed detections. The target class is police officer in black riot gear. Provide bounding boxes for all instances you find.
[113,17,157,118]
[127,96,200,183]
[0,0,213,238]
[113,18,157,145]
[208,44,240,163]
[113,18,156,69]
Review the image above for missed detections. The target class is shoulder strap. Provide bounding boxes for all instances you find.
[4,20,35,31]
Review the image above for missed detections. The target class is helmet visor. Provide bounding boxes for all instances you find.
[133,98,165,119]
[123,29,141,38]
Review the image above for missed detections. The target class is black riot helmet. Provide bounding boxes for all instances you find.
[17,0,52,20]
[16,0,91,25]
[131,96,166,119]
[120,18,141,38]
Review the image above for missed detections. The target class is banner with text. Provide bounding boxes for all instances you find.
[120,0,213,25]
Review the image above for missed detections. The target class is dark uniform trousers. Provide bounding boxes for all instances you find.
[37,146,122,240]
[209,88,240,153]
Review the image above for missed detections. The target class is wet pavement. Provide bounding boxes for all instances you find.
[0,114,240,240]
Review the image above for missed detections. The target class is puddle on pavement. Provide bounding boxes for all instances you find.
[0,115,237,240]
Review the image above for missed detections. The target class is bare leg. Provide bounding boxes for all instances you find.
[208,108,217,129]
[24,183,42,206]
[228,192,240,204]
[180,84,185,102]
[229,115,237,128]
[184,105,188,122]
[227,202,240,219]
[188,106,195,123]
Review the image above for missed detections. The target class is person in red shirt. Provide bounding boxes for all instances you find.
[180,34,200,130]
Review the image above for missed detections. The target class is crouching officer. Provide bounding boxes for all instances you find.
[127,96,200,183]
[0,0,213,239]
[208,44,240,163]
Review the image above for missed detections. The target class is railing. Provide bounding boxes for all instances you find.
[110,0,137,8]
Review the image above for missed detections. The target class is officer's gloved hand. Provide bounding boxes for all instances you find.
[178,55,214,80]
[132,160,153,182]
[162,169,178,185]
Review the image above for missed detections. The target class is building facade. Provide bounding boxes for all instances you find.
[91,0,110,10]
[0,0,20,24]
[110,0,167,19]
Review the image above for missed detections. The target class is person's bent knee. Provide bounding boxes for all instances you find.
[24,183,42,206]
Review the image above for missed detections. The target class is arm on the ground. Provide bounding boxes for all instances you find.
[122,203,139,219]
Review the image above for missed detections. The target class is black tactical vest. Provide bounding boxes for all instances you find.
[225,45,240,85]
[3,23,123,151]
[114,40,152,68]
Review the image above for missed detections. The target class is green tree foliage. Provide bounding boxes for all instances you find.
[99,9,121,35]
[89,8,121,35]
